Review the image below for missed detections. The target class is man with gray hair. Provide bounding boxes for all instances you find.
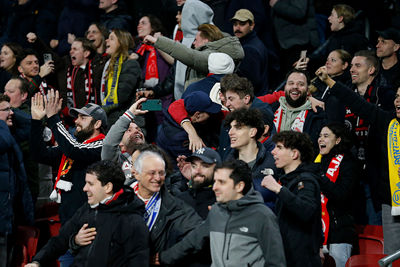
[130,149,204,266]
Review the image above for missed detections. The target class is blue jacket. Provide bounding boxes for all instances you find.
[0,120,34,234]
[182,74,224,99]
[237,31,269,96]
[226,142,277,210]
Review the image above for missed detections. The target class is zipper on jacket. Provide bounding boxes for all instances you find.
[85,209,97,267]
[222,210,232,262]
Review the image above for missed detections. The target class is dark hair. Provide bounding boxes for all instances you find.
[197,24,224,42]
[332,49,352,66]
[272,131,314,163]
[145,15,166,36]
[354,50,380,77]
[86,160,126,192]
[0,94,10,103]
[9,77,30,95]
[220,73,255,102]
[74,37,96,59]
[322,122,352,155]
[16,48,39,67]
[2,43,23,75]
[285,68,311,85]
[225,108,264,140]
[215,159,252,195]
[133,144,173,176]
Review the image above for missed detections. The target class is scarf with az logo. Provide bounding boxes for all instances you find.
[315,153,343,245]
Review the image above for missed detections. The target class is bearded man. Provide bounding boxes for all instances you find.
[30,89,107,225]
[272,69,326,150]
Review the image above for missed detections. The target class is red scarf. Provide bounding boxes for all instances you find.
[321,154,343,245]
[66,60,96,108]
[20,73,49,96]
[136,43,159,87]
[54,133,105,191]
[174,29,183,42]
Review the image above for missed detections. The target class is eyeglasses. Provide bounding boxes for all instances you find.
[0,107,12,112]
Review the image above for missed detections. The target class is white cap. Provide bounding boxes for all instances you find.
[208,53,235,74]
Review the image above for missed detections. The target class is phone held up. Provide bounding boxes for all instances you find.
[141,99,162,111]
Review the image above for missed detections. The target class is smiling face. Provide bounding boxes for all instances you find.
[0,100,13,126]
[119,122,145,151]
[137,16,153,39]
[232,20,254,39]
[0,45,16,71]
[105,31,120,56]
[376,37,400,58]
[318,126,340,155]
[190,158,215,188]
[18,55,39,78]
[224,91,249,111]
[83,173,110,205]
[284,72,308,108]
[213,168,242,203]
[228,120,255,149]
[350,56,373,86]
[135,155,166,199]
[328,9,343,32]
[325,51,348,77]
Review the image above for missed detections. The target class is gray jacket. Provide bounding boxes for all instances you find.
[155,35,244,96]
[271,0,319,49]
[101,110,145,181]
[160,188,286,267]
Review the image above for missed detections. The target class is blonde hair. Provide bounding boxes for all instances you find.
[107,29,134,75]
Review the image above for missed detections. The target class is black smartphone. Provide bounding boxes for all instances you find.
[141,99,162,111]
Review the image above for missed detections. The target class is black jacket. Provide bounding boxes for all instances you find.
[33,187,149,266]
[30,115,103,223]
[276,163,322,267]
[330,81,395,209]
[316,153,357,244]
[176,184,215,220]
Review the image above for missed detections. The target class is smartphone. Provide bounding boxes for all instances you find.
[141,99,162,111]
[300,50,307,61]
[44,53,52,63]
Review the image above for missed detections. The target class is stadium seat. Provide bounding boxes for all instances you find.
[10,225,40,267]
[358,234,384,255]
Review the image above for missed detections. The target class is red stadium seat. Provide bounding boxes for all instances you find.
[358,234,384,255]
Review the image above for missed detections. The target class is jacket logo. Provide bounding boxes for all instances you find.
[261,168,274,176]
[239,227,248,233]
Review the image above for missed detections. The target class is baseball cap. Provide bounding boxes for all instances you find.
[377,27,400,44]
[184,91,221,114]
[186,147,222,164]
[231,9,254,23]
[69,103,107,128]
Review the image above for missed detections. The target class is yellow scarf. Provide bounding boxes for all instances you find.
[102,55,123,107]
[387,118,400,215]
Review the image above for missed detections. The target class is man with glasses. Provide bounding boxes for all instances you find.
[0,94,34,267]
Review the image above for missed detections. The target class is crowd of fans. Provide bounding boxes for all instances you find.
[0,0,400,266]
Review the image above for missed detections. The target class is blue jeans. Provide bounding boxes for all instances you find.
[329,243,352,267]
[59,250,74,267]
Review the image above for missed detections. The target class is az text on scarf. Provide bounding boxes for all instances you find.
[315,153,343,245]
[387,119,400,215]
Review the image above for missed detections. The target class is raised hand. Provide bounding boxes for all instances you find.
[128,97,149,116]
[45,89,63,118]
[31,93,46,120]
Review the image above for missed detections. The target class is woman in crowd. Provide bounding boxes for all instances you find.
[101,29,141,127]
[315,122,357,267]
[0,42,23,91]
[135,15,174,141]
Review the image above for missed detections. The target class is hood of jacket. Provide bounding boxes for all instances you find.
[97,186,145,216]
